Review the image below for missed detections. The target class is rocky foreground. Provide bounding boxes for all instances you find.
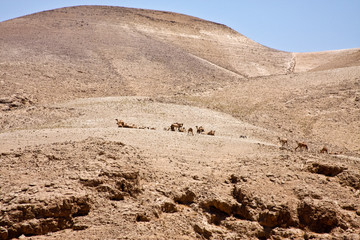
[0,97,359,239]
[1,5,360,240]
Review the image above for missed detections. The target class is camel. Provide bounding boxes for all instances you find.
[170,123,183,131]
[122,123,137,129]
[278,137,288,147]
[187,128,194,136]
[196,126,205,134]
[207,130,215,136]
[295,141,308,151]
[178,127,186,133]
[115,119,137,129]
[115,119,125,127]
[115,119,156,130]
[320,146,328,154]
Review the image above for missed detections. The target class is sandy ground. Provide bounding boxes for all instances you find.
[1,96,360,239]
[0,5,360,240]
[0,96,274,152]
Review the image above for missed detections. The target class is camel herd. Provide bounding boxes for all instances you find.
[115,119,215,136]
[278,137,332,154]
[165,122,215,136]
[116,119,334,154]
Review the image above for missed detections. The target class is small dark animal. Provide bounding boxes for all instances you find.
[295,141,308,151]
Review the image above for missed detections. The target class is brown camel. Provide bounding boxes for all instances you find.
[115,119,125,127]
[178,127,186,133]
[320,146,328,154]
[170,123,183,131]
[196,126,205,134]
[122,123,137,129]
[278,137,288,147]
[207,130,215,136]
[187,128,194,136]
[295,141,308,151]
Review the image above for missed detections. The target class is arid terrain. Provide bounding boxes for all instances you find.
[0,5,360,240]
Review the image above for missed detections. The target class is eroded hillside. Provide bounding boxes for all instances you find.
[0,5,293,105]
[1,5,360,240]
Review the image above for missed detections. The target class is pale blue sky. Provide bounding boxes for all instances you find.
[0,0,359,52]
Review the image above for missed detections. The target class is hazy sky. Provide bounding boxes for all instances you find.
[1,0,359,52]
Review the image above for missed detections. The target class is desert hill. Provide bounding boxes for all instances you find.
[0,5,359,240]
[294,48,360,72]
[0,5,293,103]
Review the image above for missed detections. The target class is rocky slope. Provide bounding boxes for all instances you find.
[0,5,359,240]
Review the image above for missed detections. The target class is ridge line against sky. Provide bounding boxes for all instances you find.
[0,0,359,53]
